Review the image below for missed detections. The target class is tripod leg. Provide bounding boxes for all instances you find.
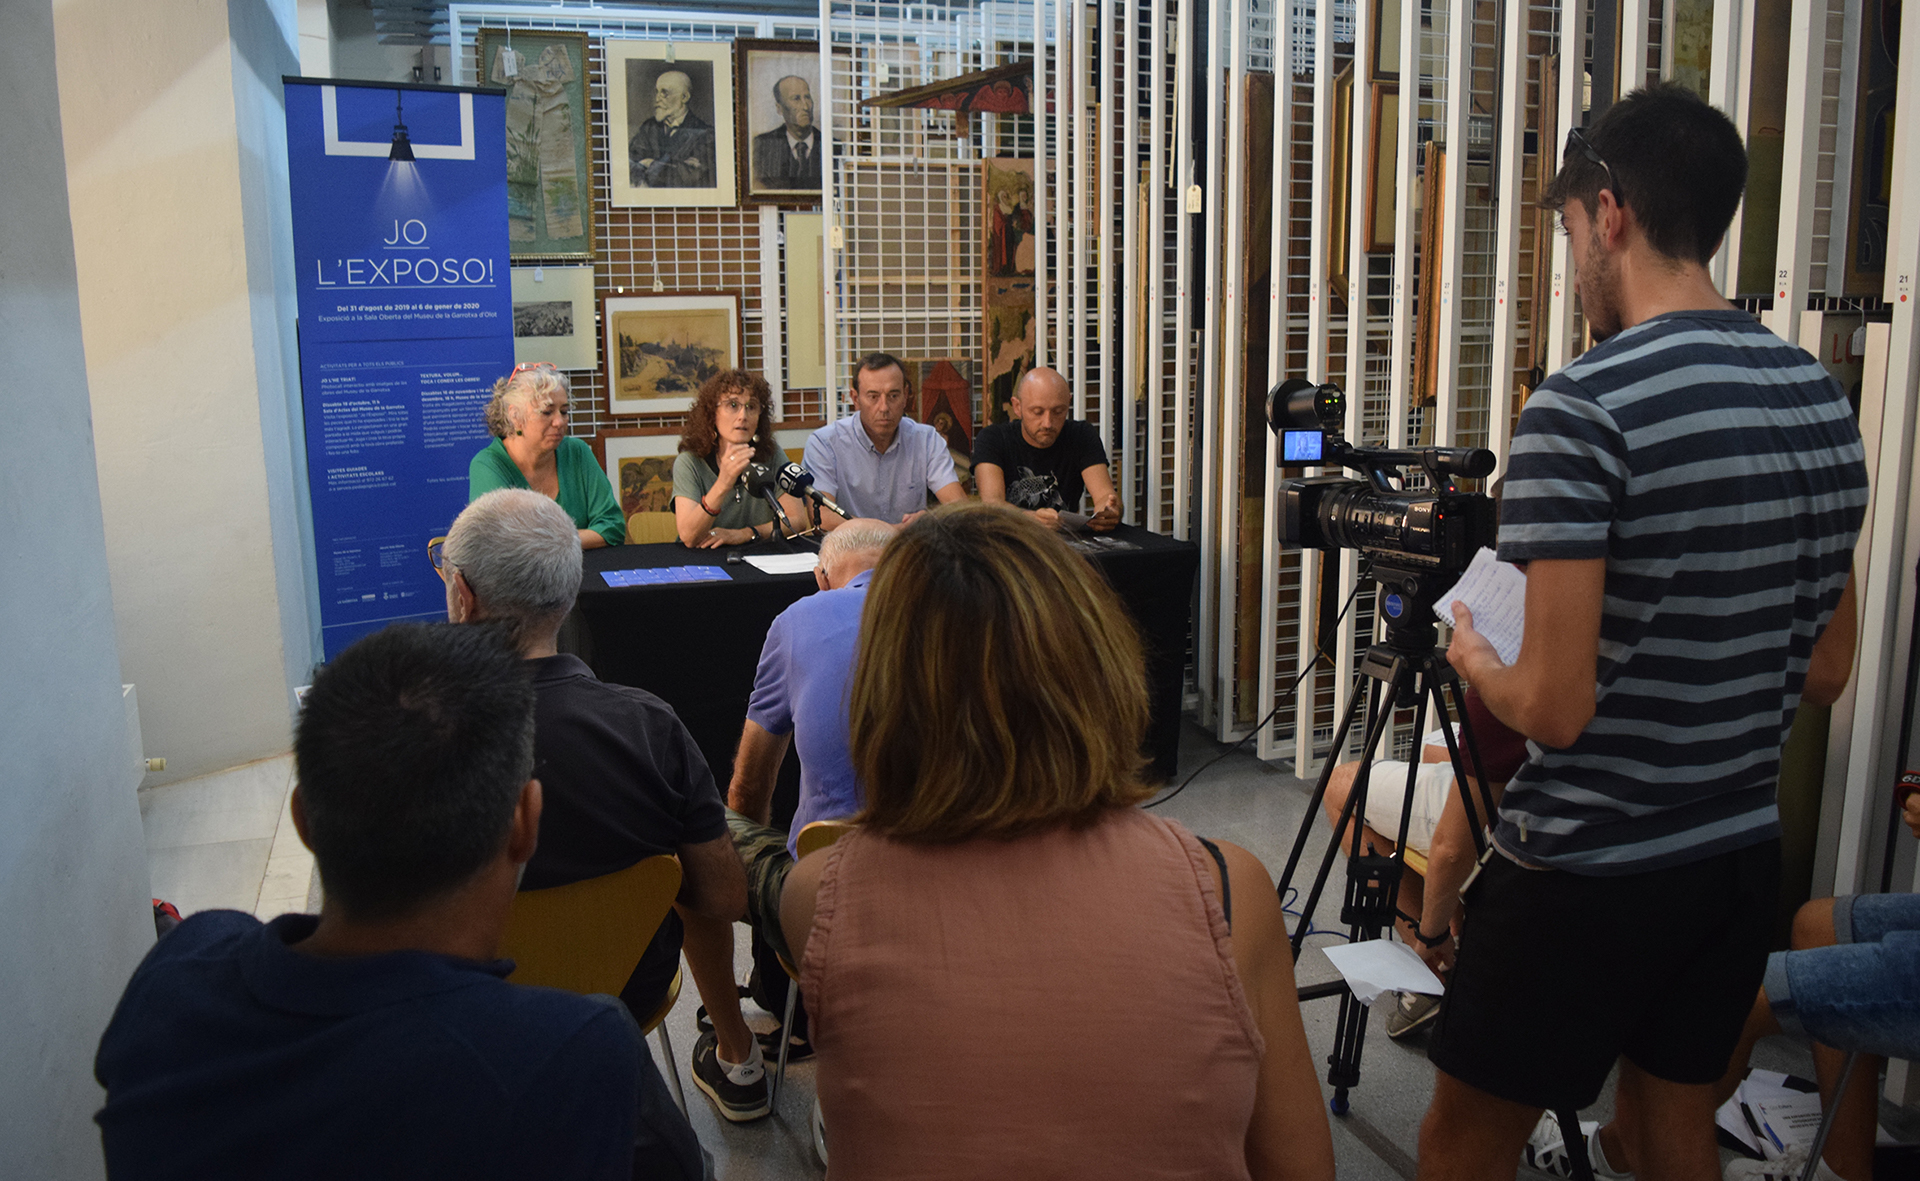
[1293,676,1396,956]
[1554,1108,1596,1181]
[1276,675,1371,900]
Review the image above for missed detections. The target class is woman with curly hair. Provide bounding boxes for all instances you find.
[672,369,806,548]
[469,363,623,548]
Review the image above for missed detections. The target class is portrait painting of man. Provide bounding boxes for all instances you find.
[736,40,823,204]
[605,40,736,208]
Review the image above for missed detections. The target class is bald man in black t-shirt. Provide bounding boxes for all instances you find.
[972,367,1120,531]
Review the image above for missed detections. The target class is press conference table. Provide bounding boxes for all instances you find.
[573,523,1200,789]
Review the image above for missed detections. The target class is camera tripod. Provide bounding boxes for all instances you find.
[1274,565,1497,1113]
[1274,568,1601,1181]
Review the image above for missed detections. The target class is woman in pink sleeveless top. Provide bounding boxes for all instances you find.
[781,504,1335,1180]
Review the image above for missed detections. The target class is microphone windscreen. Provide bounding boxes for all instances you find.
[777,463,813,495]
[744,462,777,494]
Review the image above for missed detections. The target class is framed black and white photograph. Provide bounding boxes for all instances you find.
[476,28,594,257]
[604,40,737,208]
[602,292,742,415]
[509,265,597,370]
[736,39,823,205]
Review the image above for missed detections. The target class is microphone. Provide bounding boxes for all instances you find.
[744,462,797,539]
[777,463,851,520]
[743,462,780,496]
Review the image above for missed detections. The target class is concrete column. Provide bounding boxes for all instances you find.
[0,2,156,1175]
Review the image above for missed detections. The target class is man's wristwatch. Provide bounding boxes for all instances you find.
[1415,926,1451,948]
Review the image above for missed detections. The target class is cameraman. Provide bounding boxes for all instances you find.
[1414,85,1868,1181]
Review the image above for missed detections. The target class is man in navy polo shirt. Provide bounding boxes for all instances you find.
[94,623,704,1181]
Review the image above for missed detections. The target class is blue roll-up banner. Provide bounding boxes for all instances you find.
[284,78,512,659]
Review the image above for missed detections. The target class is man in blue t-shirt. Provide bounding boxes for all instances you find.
[1416,85,1868,1181]
[727,519,896,917]
[973,366,1121,530]
[94,623,704,1181]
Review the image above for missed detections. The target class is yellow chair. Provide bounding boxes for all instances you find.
[499,854,689,1113]
[795,818,856,860]
[772,820,856,1110]
[625,511,680,544]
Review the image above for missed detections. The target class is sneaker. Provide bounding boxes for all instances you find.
[1523,1112,1634,1179]
[691,1030,770,1122]
[757,1024,815,1064]
[1384,991,1441,1040]
[1723,1148,1843,1181]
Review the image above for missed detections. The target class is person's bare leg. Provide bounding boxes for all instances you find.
[1811,1043,1879,1181]
[1417,1071,1542,1181]
[1611,1058,1723,1181]
[676,904,755,1064]
[1596,991,1777,1174]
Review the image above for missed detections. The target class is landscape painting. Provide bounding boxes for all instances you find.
[601,293,741,415]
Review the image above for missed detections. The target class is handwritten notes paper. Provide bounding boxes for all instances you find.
[1432,547,1527,665]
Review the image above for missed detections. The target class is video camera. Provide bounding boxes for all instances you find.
[1268,378,1497,638]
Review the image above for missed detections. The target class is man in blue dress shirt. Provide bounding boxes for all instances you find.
[803,353,966,527]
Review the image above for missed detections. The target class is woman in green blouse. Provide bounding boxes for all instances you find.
[673,369,807,547]
[468,363,623,548]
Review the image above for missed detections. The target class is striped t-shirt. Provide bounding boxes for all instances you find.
[1494,308,1867,875]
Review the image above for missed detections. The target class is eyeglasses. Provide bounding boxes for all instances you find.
[1565,127,1621,202]
[511,361,557,375]
[720,399,762,417]
[428,536,448,573]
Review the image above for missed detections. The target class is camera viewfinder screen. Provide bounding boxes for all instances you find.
[1282,430,1325,464]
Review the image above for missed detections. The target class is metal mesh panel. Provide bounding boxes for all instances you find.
[450,6,825,442]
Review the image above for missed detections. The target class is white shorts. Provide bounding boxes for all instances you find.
[1357,757,1456,858]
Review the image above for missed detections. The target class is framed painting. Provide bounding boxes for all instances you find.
[1372,0,1401,82]
[602,292,742,415]
[736,39,823,205]
[1328,63,1354,303]
[605,39,737,208]
[510,264,597,370]
[783,212,827,389]
[594,427,684,520]
[983,279,1037,425]
[476,29,594,258]
[983,158,1039,278]
[1365,82,1399,253]
[917,359,976,492]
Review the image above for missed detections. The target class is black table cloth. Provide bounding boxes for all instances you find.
[574,523,1199,788]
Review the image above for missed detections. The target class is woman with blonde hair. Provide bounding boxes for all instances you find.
[779,503,1335,1180]
[469,363,623,547]
[672,369,807,548]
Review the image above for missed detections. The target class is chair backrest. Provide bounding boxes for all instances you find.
[795,819,856,859]
[499,854,682,996]
[625,511,679,545]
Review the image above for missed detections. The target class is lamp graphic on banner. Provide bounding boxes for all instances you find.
[389,90,415,162]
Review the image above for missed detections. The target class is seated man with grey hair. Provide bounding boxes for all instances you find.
[724,519,897,1050]
[441,489,768,1123]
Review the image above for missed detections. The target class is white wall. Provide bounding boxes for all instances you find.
[54,0,314,785]
[0,2,157,1175]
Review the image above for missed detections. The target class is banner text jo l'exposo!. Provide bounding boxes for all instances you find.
[284,78,512,658]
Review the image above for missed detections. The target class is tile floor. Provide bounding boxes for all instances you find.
[140,753,316,921]
[139,726,1917,1179]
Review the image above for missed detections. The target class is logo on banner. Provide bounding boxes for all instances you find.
[321,86,476,160]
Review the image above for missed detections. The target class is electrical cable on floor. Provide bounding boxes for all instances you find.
[1145,562,1370,812]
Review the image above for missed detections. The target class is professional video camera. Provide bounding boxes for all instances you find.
[1268,378,1497,638]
